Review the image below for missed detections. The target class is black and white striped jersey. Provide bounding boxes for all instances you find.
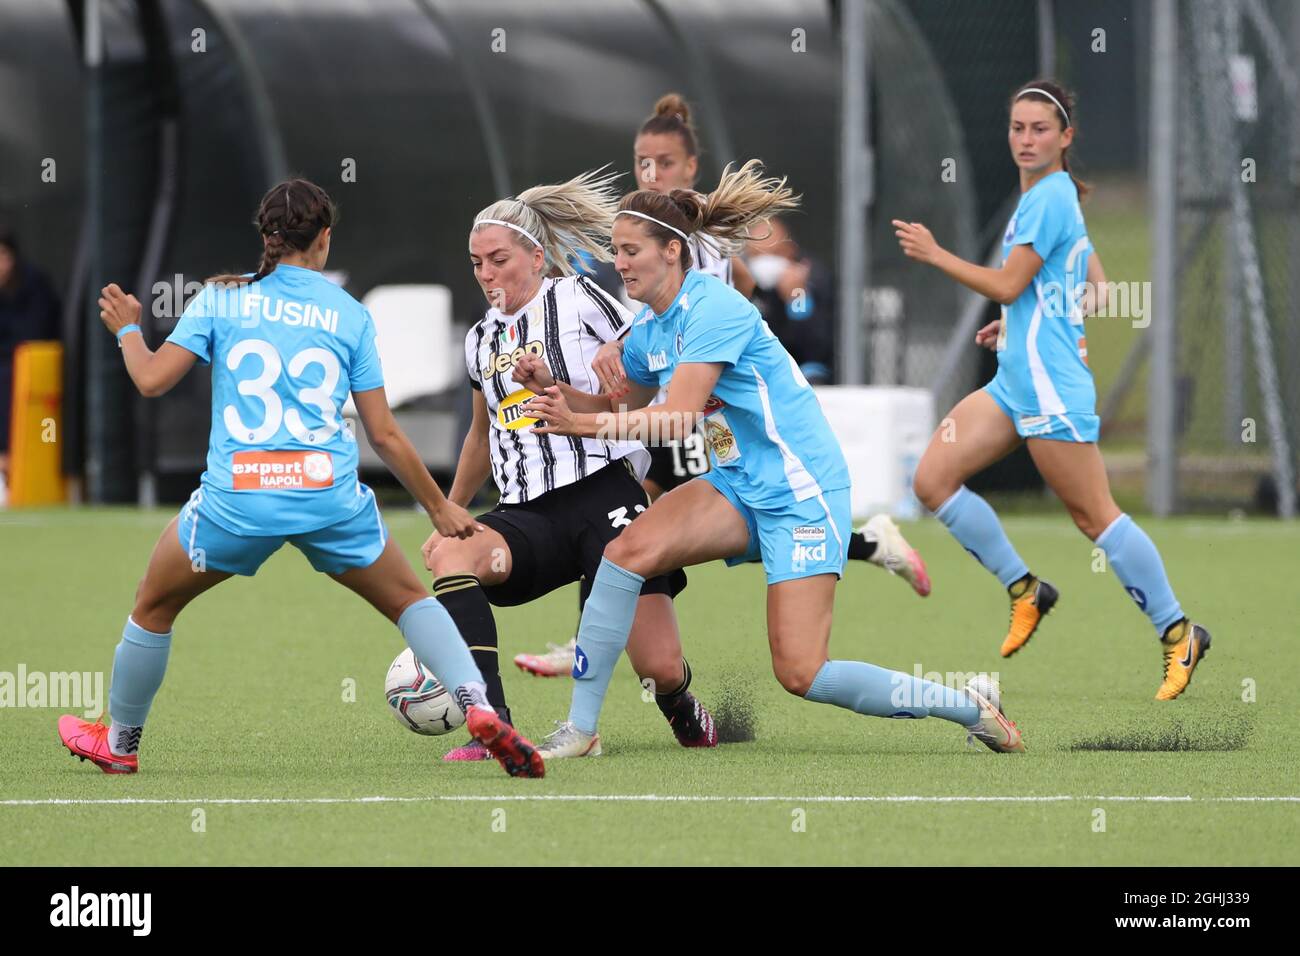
[466,275,651,504]
[690,232,732,286]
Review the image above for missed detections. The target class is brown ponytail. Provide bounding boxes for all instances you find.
[638,92,699,158]
[1011,79,1090,200]
[207,178,337,285]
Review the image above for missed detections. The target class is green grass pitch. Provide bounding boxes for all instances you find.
[2,507,1297,866]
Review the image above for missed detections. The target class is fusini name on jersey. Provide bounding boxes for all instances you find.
[242,292,340,334]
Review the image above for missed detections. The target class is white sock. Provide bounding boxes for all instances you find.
[454,681,490,713]
[109,721,143,756]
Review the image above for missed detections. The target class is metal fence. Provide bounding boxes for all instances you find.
[1141,0,1298,515]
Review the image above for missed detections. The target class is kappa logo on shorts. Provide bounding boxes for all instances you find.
[792,525,826,542]
[791,541,828,566]
[231,450,333,490]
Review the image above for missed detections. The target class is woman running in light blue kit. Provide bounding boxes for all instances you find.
[519,162,1024,758]
[57,179,544,778]
[894,80,1210,699]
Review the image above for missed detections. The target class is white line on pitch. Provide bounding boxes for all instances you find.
[2,794,1299,807]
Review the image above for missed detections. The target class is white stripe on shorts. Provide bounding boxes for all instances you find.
[1055,414,1085,443]
[368,488,387,549]
[187,490,202,558]
[815,490,846,567]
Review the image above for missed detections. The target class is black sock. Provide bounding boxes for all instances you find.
[1008,573,1035,599]
[433,574,510,725]
[576,575,592,636]
[847,531,877,562]
[653,658,693,715]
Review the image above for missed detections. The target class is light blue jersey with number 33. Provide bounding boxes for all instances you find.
[166,264,385,535]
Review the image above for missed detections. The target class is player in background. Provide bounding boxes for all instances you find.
[513,93,930,679]
[523,162,1024,759]
[424,169,717,761]
[893,81,1210,699]
[56,179,544,778]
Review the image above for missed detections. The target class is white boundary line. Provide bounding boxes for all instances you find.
[2,794,1299,806]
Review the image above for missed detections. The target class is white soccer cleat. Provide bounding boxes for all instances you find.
[514,637,577,678]
[535,720,602,760]
[861,514,931,596]
[962,674,1025,754]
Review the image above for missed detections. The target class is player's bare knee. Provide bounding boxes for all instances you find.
[130,596,174,634]
[771,656,819,697]
[604,529,659,578]
[912,466,953,513]
[428,538,479,579]
[1071,507,1108,542]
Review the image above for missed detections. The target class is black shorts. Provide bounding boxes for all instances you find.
[643,432,711,494]
[476,460,688,608]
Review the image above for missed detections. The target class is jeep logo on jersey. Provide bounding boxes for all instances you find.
[481,339,544,379]
[497,388,540,431]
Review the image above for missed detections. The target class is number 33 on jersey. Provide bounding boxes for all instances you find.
[165,264,385,536]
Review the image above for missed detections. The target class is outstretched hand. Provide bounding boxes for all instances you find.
[892,220,941,266]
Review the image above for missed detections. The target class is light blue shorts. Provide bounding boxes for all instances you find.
[984,377,1100,443]
[700,469,850,585]
[176,486,389,576]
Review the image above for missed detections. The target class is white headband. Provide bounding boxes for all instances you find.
[1016,87,1070,127]
[615,209,690,244]
[475,218,542,249]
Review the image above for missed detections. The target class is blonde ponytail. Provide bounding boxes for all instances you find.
[471,167,621,275]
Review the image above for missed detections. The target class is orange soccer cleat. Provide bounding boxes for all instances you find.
[999,575,1059,658]
[57,715,138,774]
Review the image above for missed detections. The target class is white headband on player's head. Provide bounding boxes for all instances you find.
[1015,87,1071,128]
[615,209,690,244]
[474,217,543,250]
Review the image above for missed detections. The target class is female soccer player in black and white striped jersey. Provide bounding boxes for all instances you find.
[421,169,716,761]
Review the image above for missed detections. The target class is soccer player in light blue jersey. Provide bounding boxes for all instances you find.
[57,179,544,777]
[520,161,1024,757]
[893,80,1210,699]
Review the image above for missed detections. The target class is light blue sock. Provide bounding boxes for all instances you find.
[1096,513,1184,635]
[397,597,488,712]
[934,485,1030,588]
[108,617,173,727]
[805,660,980,726]
[568,557,645,734]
